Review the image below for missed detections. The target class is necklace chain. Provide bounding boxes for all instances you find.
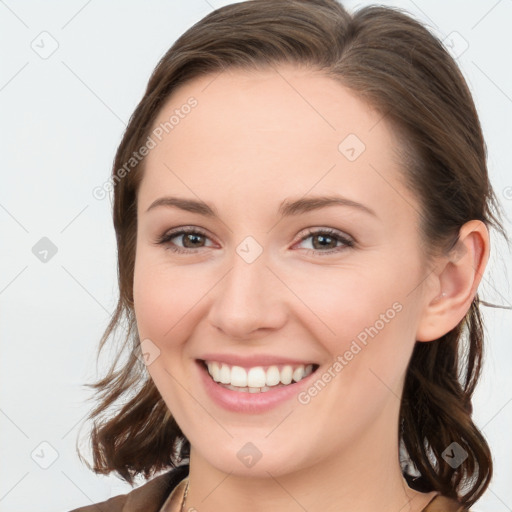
[180,479,190,512]
[177,476,439,511]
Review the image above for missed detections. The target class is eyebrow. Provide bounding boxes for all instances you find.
[145,195,377,218]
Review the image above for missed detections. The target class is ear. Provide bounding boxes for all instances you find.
[416,220,490,342]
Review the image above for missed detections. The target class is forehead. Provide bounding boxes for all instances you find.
[148,65,388,154]
[139,65,411,221]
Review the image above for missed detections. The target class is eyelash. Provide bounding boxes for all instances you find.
[155,226,355,256]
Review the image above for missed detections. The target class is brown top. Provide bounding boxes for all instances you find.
[158,477,188,512]
[68,466,467,512]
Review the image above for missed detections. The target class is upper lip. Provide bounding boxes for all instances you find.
[197,353,319,368]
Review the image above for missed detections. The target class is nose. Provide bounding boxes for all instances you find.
[207,245,288,340]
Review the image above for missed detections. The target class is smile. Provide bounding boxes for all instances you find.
[202,360,319,393]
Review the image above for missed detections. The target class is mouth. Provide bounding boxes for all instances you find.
[197,359,320,393]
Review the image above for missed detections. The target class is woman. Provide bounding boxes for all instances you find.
[71,0,508,510]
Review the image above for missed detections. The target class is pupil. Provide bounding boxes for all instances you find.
[184,234,203,247]
[314,234,334,249]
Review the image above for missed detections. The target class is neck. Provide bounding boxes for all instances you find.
[183,409,435,512]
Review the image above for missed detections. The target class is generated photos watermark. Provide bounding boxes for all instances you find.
[297,301,403,405]
[92,96,198,200]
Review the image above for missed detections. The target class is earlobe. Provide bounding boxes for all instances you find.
[416,220,490,342]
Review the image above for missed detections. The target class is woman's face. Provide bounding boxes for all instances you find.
[133,65,434,477]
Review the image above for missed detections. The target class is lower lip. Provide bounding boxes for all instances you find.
[196,360,318,414]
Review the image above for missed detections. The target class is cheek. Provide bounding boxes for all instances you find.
[288,262,413,344]
[287,260,420,394]
[133,249,189,341]
[133,248,217,350]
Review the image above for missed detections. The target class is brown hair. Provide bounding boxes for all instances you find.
[77,0,508,508]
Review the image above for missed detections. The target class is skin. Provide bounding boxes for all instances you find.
[133,65,489,512]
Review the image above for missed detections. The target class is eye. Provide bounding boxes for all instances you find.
[155,226,355,256]
[294,228,354,255]
[155,227,215,254]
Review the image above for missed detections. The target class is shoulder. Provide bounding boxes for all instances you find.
[423,495,470,512]
[67,464,189,512]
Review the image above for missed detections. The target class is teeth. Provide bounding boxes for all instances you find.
[280,365,293,385]
[292,366,305,382]
[205,361,315,390]
[231,366,247,387]
[266,366,280,386]
[219,362,230,384]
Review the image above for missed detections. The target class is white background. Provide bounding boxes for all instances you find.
[0,1,510,511]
